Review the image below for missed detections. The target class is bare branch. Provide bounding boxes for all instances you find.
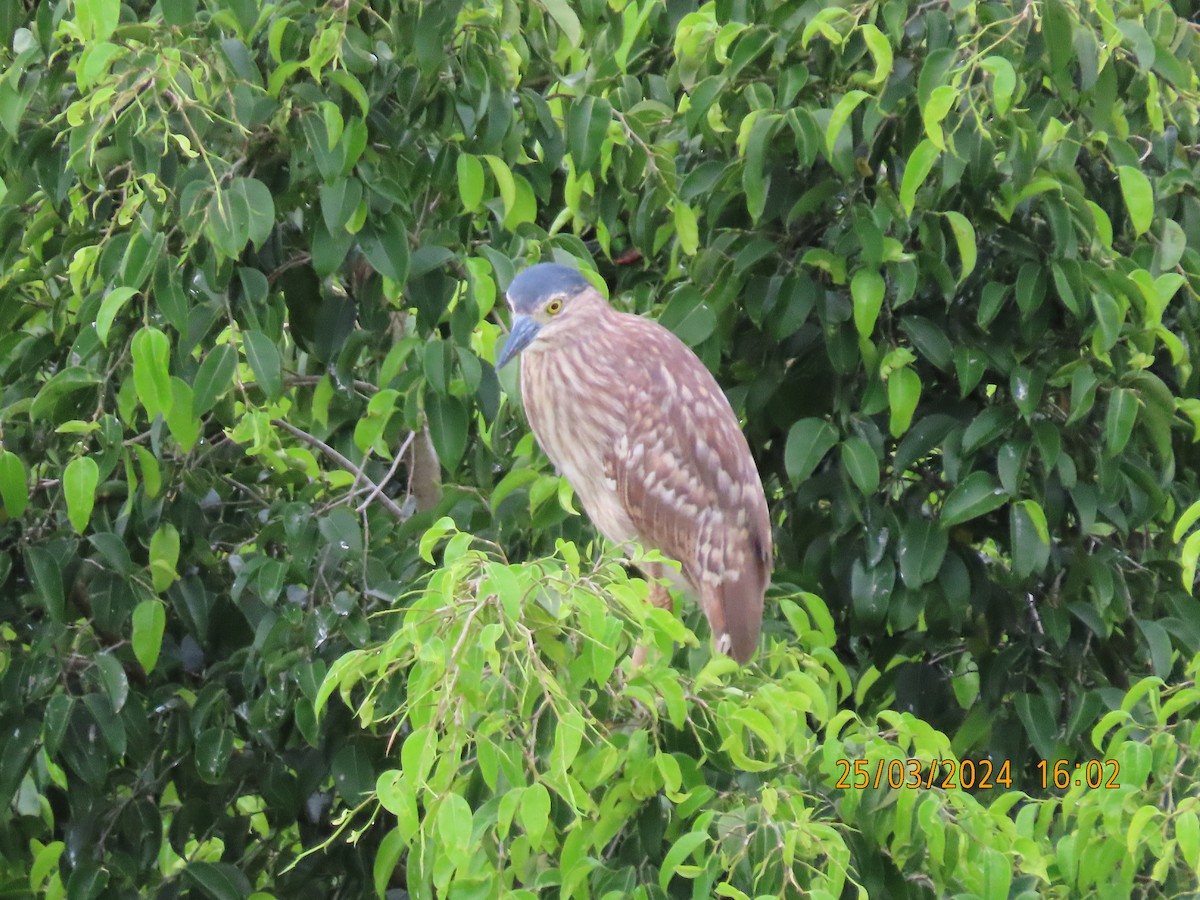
[272,419,405,520]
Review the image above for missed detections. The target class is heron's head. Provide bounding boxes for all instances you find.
[497,263,598,368]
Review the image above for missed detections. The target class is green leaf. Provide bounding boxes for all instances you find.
[1011,500,1050,577]
[95,286,138,346]
[131,326,174,418]
[860,24,893,85]
[742,111,779,221]
[840,436,879,496]
[134,445,162,498]
[1176,811,1200,869]
[374,827,405,900]
[150,523,181,593]
[425,392,468,473]
[898,517,948,588]
[418,516,457,565]
[519,782,551,847]
[66,862,108,900]
[436,794,474,867]
[318,177,363,233]
[1041,0,1074,85]
[1014,692,1057,761]
[29,841,65,892]
[1015,499,1050,544]
[90,532,133,574]
[1173,499,1200,543]
[183,862,252,900]
[132,599,166,674]
[940,471,1007,526]
[359,213,410,284]
[943,212,976,283]
[94,651,129,713]
[659,831,709,890]
[921,84,956,151]
[242,330,283,400]
[672,200,699,256]
[25,546,65,621]
[899,139,940,215]
[328,70,369,116]
[659,288,716,346]
[206,177,275,257]
[542,0,582,45]
[166,378,201,451]
[784,418,838,484]
[1090,292,1123,353]
[63,456,100,534]
[456,153,485,210]
[0,450,29,518]
[30,367,102,422]
[75,0,120,42]
[1104,387,1138,456]
[1117,165,1154,237]
[980,56,1016,116]
[193,344,237,414]
[825,90,869,158]
[962,406,1017,454]
[887,367,921,437]
[566,97,612,173]
[851,268,885,337]
[1157,218,1186,271]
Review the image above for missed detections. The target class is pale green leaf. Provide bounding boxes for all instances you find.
[63,456,100,534]
[132,599,166,674]
[900,139,940,215]
[1118,165,1154,237]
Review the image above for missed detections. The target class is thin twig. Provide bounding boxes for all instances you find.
[1025,592,1044,636]
[285,374,379,394]
[272,419,405,520]
[356,431,415,514]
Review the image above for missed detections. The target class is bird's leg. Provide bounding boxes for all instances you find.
[631,569,675,668]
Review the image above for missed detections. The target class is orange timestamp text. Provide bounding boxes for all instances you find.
[834,758,1014,790]
[833,758,1121,791]
[1036,758,1121,789]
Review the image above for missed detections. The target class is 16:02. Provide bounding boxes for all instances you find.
[1037,759,1121,789]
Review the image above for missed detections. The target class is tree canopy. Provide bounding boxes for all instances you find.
[2,0,1200,897]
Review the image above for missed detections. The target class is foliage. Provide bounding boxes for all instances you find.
[325,533,1200,897]
[1,0,1199,896]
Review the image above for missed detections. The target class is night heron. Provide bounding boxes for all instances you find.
[497,262,772,663]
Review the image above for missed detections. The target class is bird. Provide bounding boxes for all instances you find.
[497,262,772,663]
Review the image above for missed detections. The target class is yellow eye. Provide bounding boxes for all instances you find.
[546,298,563,315]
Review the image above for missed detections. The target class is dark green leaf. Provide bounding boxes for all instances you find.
[242,330,283,400]
[1014,692,1057,761]
[840,436,879,496]
[425,392,468,473]
[1104,387,1138,456]
[784,418,838,484]
[132,599,165,674]
[184,862,252,900]
[195,728,235,782]
[940,471,1007,527]
[319,177,363,233]
[898,517,948,588]
[0,449,29,518]
[359,214,410,284]
[1011,500,1051,578]
[193,344,237,414]
[24,546,64,621]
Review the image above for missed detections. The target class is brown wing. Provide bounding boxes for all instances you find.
[603,311,772,662]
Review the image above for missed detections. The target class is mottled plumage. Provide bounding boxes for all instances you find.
[498,263,772,663]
